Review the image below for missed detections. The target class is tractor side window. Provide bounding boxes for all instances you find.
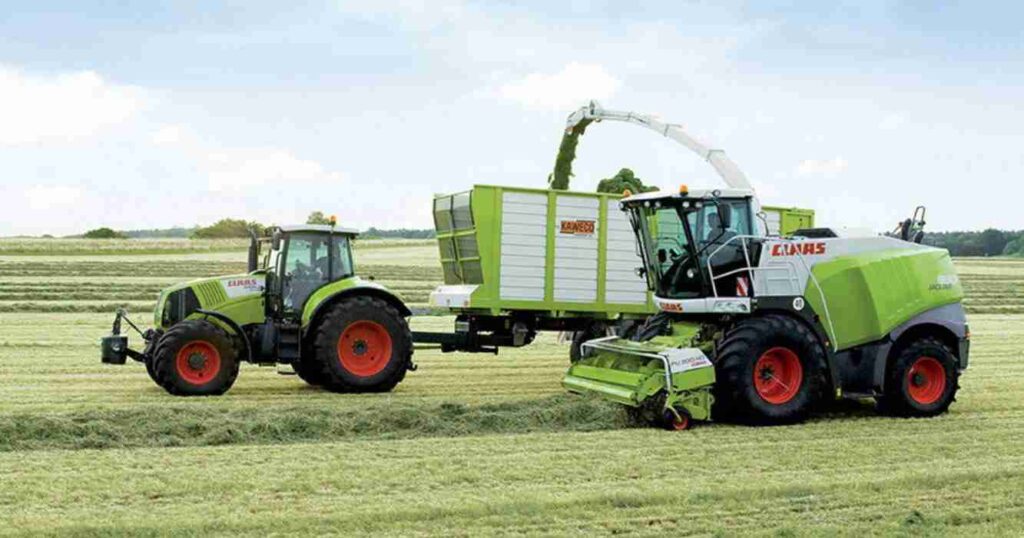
[330,236,353,281]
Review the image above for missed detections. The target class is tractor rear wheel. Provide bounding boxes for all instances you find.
[877,337,959,417]
[292,357,326,386]
[151,320,240,396]
[313,296,412,393]
[714,314,828,425]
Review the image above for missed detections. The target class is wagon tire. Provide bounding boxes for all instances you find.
[151,320,239,396]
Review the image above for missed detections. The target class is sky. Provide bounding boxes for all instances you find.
[0,0,1021,236]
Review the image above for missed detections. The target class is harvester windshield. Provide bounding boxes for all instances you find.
[625,196,754,299]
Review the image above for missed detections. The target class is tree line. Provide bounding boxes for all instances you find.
[923,229,1024,257]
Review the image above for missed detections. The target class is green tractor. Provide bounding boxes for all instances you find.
[563,188,970,429]
[101,224,414,396]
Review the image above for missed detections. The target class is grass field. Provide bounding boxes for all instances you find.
[1,239,1023,536]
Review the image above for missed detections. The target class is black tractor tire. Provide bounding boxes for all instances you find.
[313,296,412,393]
[292,357,326,386]
[877,337,959,417]
[569,322,609,363]
[151,320,240,396]
[714,314,828,426]
[145,357,160,384]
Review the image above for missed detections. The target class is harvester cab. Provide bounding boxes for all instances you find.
[561,103,969,429]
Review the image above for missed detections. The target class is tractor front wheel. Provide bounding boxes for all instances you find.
[313,296,412,393]
[714,314,828,425]
[151,320,239,396]
[877,337,959,417]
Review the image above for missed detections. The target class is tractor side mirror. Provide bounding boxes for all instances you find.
[657,249,668,264]
[272,230,283,251]
[716,203,733,230]
[247,235,259,273]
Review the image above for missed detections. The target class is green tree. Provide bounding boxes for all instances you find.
[306,211,332,225]
[191,219,264,239]
[596,168,659,195]
[979,228,1008,257]
[83,227,127,239]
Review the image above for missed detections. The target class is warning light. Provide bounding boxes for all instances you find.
[329,215,337,226]
[679,184,689,195]
[622,189,633,197]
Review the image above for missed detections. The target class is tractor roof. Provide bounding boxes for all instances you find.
[276,224,360,235]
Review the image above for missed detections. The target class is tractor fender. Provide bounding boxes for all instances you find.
[302,278,411,334]
[195,308,253,363]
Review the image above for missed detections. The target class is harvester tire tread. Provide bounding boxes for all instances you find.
[569,322,608,363]
[151,319,240,396]
[714,314,828,425]
[313,296,412,393]
[877,336,959,417]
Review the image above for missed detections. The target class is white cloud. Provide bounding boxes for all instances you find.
[23,185,83,211]
[796,157,849,177]
[205,148,343,191]
[149,123,344,192]
[0,67,145,145]
[498,62,621,111]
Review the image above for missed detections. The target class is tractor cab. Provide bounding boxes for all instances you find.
[250,224,359,317]
[621,188,757,300]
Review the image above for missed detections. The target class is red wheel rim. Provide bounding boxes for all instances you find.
[175,341,221,385]
[669,413,690,431]
[753,347,804,405]
[337,321,393,377]
[906,357,946,405]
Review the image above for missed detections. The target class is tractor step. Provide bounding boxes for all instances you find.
[277,323,301,362]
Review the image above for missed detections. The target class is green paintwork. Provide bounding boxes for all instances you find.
[764,206,815,235]
[434,185,816,320]
[154,273,268,330]
[300,276,403,328]
[562,321,715,421]
[805,246,964,350]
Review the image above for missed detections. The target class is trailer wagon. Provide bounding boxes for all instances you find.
[419,185,813,355]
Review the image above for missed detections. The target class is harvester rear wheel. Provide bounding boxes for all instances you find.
[313,296,412,393]
[714,314,827,425]
[877,337,959,417]
[151,320,239,396]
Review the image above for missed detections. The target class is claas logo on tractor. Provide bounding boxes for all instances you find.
[559,220,596,236]
[771,242,826,257]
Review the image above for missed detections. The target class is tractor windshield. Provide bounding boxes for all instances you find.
[627,197,753,299]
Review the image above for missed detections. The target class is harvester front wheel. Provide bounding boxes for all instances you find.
[313,296,412,393]
[878,337,959,417]
[569,322,608,363]
[151,320,240,396]
[714,314,827,425]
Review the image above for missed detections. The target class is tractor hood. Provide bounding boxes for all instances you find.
[154,272,266,328]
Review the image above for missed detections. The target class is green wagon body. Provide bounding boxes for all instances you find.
[430,184,813,321]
